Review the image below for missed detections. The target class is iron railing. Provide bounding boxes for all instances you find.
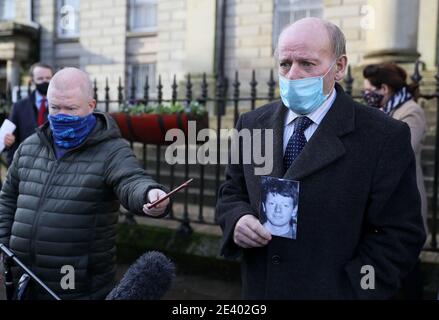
[0,61,438,250]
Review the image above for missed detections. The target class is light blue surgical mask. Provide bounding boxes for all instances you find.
[279,61,336,115]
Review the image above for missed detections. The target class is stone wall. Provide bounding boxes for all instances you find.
[224,0,275,98]
[324,0,368,66]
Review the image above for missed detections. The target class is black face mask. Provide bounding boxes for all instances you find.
[36,82,50,96]
[361,90,384,109]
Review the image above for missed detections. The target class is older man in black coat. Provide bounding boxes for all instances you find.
[216,17,426,299]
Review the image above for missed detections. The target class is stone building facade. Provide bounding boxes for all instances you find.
[1,0,439,235]
[0,0,437,103]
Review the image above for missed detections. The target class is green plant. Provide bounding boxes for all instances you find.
[0,101,11,117]
[119,101,206,116]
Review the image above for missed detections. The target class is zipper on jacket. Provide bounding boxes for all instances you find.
[28,130,94,269]
[29,160,59,269]
[29,117,108,268]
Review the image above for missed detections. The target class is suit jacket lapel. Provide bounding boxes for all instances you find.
[255,101,286,178]
[284,83,356,180]
[29,91,38,123]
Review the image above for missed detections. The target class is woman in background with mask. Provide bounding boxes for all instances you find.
[363,63,428,234]
[363,62,427,299]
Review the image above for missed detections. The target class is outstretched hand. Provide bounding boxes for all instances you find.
[143,188,169,216]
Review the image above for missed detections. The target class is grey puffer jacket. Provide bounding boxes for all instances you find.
[0,112,169,300]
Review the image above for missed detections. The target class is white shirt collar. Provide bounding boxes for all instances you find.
[284,87,337,127]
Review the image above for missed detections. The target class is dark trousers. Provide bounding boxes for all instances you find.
[401,259,423,299]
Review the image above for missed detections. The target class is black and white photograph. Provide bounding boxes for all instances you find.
[259,176,299,240]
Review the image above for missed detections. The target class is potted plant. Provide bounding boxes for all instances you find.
[110,101,209,145]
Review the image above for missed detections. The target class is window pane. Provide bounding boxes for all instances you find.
[310,8,323,18]
[57,0,80,37]
[129,63,156,98]
[309,0,323,7]
[0,0,15,21]
[277,0,290,6]
[292,10,307,21]
[130,0,157,31]
[277,11,291,34]
[291,0,321,10]
[273,0,323,49]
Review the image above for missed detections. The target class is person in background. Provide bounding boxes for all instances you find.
[363,62,427,299]
[363,63,428,234]
[4,62,53,165]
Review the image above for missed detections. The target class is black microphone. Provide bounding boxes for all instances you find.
[106,251,175,300]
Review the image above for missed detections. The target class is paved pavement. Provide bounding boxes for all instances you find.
[162,273,241,300]
[0,264,241,300]
[116,264,241,300]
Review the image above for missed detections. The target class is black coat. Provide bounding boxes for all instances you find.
[0,112,169,299]
[216,84,426,299]
[7,91,48,165]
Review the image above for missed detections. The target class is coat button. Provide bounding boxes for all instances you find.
[272,255,281,265]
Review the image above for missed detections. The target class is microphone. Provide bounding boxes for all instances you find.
[106,251,175,300]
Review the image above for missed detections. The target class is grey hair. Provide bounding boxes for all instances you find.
[274,19,346,59]
[323,20,346,58]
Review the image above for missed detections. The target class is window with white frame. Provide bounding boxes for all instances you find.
[0,0,15,21]
[273,0,323,49]
[128,63,157,99]
[129,0,157,32]
[57,0,80,38]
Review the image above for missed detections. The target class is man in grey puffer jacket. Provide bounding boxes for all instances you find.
[0,68,170,299]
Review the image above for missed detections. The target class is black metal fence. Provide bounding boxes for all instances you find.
[0,61,438,251]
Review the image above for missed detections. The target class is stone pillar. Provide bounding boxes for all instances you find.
[417,0,439,69]
[185,0,216,74]
[364,0,420,63]
[35,0,56,67]
[6,60,20,89]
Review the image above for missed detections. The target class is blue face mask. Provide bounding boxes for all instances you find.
[48,113,97,149]
[279,61,336,115]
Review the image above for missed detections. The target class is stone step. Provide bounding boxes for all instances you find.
[422,160,435,178]
[425,108,438,122]
[423,176,439,192]
[144,166,224,190]
[141,159,227,179]
[423,134,437,146]
[421,145,436,162]
[143,165,222,208]
[168,187,218,208]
